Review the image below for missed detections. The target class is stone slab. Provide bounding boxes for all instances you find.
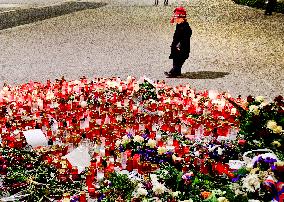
[0,1,107,30]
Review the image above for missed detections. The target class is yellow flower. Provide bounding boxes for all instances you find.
[255,96,264,103]
[147,139,157,148]
[218,197,230,202]
[249,105,260,115]
[133,135,144,143]
[157,146,167,155]
[273,125,283,134]
[271,141,281,148]
[250,168,259,174]
[276,161,284,166]
[267,120,278,130]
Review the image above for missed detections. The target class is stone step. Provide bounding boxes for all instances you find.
[0,1,107,30]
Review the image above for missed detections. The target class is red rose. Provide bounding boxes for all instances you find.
[238,139,246,145]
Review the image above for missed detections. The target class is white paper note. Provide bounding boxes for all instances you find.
[23,129,48,148]
[64,145,91,173]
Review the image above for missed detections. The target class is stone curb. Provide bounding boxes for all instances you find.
[0,1,107,30]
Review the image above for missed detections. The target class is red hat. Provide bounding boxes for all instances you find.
[173,7,187,18]
[170,7,187,23]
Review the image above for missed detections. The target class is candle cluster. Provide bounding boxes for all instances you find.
[0,76,283,201]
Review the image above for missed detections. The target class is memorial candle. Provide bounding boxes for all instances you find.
[86,171,94,187]
[88,186,96,198]
[71,166,79,181]
[79,191,87,202]
[132,154,140,170]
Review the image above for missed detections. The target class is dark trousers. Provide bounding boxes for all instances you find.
[169,58,186,75]
[155,0,168,5]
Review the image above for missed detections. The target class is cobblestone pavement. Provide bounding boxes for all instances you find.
[0,0,283,99]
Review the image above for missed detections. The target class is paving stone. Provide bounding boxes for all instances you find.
[0,0,283,99]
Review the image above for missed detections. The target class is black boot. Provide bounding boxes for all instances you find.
[164,71,180,78]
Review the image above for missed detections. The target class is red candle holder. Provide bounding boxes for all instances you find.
[126,159,133,171]
[86,172,94,187]
[79,191,87,202]
[71,166,79,181]
[88,186,96,198]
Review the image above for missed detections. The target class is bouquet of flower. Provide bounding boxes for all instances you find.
[229,95,284,159]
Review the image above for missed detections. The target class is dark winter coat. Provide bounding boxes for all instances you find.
[169,21,192,60]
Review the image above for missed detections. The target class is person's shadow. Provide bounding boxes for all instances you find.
[177,71,229,79]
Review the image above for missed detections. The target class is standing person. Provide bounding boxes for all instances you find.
[165,7,192,78]
[265,0,277,15]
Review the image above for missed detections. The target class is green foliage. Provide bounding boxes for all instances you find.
[232,0,284,13]
[0,148,84,201]
[231,96,284,153]
[137,79,158,101]
[100,172,138,201]
[156,163,183,191]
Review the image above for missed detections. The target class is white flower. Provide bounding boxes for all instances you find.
[260,101,268,107]
[255,96,264,103]
[80,101,87,108]
[242,174,261,192]
[115,140,121,148]
[171,191,180,197]
[133,135,144,143]
[218,197,229,202]
[46,91,54,100]
[267,120,278,130]
[217,147,223,155]
[150,174,158,182]
[152,182,166,195]
[107,81,118,88]
[248,200,260,202]
[249,105,260,115]
[157,146,167,155]
[164,98,171,104]
[213,189,223,195]
[13,130,20,135]
[136,187,148,197]
[172,154,182,162]
[232,183,245,196]
[194,151,200,157]
[147,139,157,148]
[121,135,130,145]
[273,125,283,134]
[133,84,140,92]
[231,107,237,114]
[180,200,193,202]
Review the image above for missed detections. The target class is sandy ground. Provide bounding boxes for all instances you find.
[0,0,283,99]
